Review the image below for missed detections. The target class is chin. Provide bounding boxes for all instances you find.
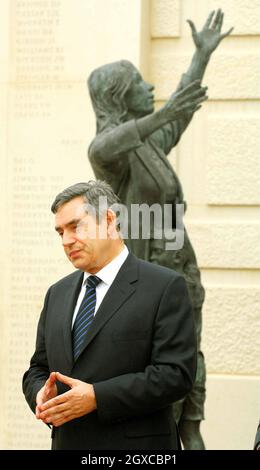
[139,108,154,118]
[73,258,93,272]
[70,261,80,270]
[70,258,84,269]
[146,106,154,115]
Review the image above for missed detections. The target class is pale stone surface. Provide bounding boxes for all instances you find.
[0,1,9,449]
[201,287,260,375]
[201,267,260,287]
[151,0,180,37]
[206,116,260,205]
[206,53,260,100]
[201,374,260,449]
[7,85,94,180]
[186,221,260,269]
[150,52,260,100]
[9,0,146,83]
[211,0,260,35]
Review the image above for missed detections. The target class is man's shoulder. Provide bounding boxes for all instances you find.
[136,256,182,284]
[49,270,82,290]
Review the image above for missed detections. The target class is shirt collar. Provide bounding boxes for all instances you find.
[82,245,129,287]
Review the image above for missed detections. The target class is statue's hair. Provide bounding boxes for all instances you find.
[87,60,135,133]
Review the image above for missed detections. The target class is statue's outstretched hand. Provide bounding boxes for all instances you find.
[162,80,208,121]
[187,9,233,56]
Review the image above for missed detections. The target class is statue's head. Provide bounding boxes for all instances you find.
[88,60,154,133]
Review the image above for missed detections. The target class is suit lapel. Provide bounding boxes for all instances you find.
[62,271,83,366]
[74,253,139,361]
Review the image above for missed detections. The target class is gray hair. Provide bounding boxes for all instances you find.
[51,180,120,222]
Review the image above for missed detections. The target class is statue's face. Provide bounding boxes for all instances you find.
[125,69,154,118]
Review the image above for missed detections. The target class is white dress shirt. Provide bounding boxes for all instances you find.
[71,245,129,328]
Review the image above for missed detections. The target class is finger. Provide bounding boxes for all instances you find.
[177,87,208,105]
[169,80,202,103]
[45,372,56,389]
[52,414,75,427]
[175,102,194,114]
[55,371,76,388]
[40,402,68,420]
[216,12,224,33]
[43,413,66,425]
[52,419,68,427]
[203,10,215,30]
[43,408,74,426]
[187,86,208,99]
[194,95,208,105]
[194,104,202,113]
[187,95,208,107]
[220,27,234,39]
[170,81,200,101]
[212,9,221,30]
[46,379,56,395]
[40,390,71,411]
[36,393,43,406]
[187,19,197,35]
[176,80,202,96]
[35,405,42,418]
[178,95,208,112]
[49,372,57,383]
[46,372,56,383]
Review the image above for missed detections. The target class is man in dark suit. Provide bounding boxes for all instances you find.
[23,180,196,450]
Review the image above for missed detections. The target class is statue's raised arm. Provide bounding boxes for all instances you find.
[178,9,234,90]
[88,10,233,171]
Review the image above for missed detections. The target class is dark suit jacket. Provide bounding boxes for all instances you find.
[23,253,196,450]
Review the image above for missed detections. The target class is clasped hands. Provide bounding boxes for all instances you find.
[36,371,97,427]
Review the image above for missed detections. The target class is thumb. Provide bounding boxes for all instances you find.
[221,27,234,39]
[187,19,197,36]
[55,371,76,388]
[45,372,56,392]
[47,371,56,384]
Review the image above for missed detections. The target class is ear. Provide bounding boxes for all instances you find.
[106,209,119,239]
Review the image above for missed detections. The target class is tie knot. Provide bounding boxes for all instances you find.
[86,275,101,289]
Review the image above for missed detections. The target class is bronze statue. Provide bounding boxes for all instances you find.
[87,10,233,449]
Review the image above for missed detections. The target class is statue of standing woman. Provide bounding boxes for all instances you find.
[87,10,233,449]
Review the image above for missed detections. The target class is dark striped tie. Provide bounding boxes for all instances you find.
[72,275,101,361]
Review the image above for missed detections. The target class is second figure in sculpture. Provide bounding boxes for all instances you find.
[87,10,233,449]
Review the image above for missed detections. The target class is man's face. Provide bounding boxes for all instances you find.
[55,196,113,273]
[125,68,154,118]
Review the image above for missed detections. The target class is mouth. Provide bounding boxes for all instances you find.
[69,249,82,259]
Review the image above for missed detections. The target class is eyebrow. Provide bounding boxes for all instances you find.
[55,218,82,232]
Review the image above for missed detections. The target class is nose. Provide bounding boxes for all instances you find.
[62,231,76,247]
[146,82,154,91]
